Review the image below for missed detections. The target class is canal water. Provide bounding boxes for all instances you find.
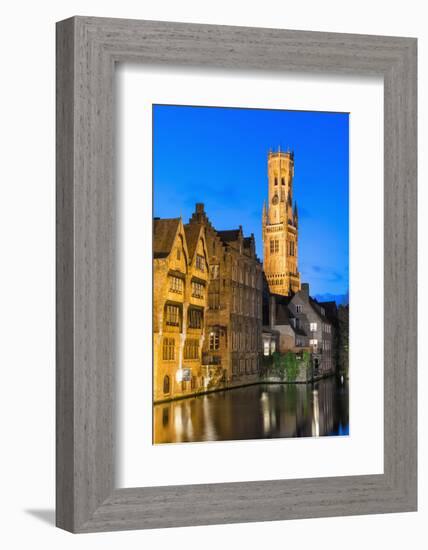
[153,377,349,444]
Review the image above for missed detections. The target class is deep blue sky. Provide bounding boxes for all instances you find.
[153,105,349,298]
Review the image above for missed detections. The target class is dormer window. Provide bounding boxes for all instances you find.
[196,254,205,271]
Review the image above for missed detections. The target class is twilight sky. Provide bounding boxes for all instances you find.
[153,104,349,298]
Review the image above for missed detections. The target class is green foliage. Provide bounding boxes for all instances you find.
[266,351,300,381]
[283,351,298,382]
[337,305,349,376]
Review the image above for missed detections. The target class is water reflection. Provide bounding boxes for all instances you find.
[153,377,349,444]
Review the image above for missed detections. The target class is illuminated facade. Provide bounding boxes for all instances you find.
[262,149,301,295]
[153,217,210,402]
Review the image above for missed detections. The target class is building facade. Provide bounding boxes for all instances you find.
[288,283,335,376]
[188,204,263,387]
[262,149,301,296]
[153,217,210,402]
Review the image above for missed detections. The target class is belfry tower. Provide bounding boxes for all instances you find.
[262,148,301,296]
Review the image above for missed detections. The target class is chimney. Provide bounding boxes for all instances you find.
[301,283,310,298]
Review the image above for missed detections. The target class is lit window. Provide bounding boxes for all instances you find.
[263,340,270,356]
[209,330,220,351]
[309,339,318,348]
[310,322,317,332]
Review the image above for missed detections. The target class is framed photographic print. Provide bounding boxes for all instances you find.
[56,17,417,532]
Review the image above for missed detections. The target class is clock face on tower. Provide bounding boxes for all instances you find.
[272,194,279,205]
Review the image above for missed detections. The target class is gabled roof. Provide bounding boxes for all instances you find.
[184,223,202,260]
[153,218,180,259]
[243,236,253,249]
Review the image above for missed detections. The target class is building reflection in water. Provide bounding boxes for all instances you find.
[153,377,349,444]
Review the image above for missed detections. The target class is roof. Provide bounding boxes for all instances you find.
[153,218,180,259]
[217,229,241,244]
[243,236,253,249]
[309,297,329,320]
[184,223,202,260]
[274,295,293,325]
[317,300,338,323]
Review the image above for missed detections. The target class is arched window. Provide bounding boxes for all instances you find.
[163,375,170,394]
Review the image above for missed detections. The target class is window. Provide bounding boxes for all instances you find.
[270,341,276,354]
[310,339,318,349]
[163,375,170,394]
[188,308,203,329]
[196,254,205,271]
[192,281,204,298]
[281,177,285,186]
[169,276,183,294]
[162,338,175,360]
[310,322,317,332]
[165,305,180,326]
[209,330,220,350]
[289,241,295,256]
[270,239,279,254]
[184,339,199,360]
[211,264,219,279]
[274,177,278,186]
[176,248,181,261]
[209,290,220,309]
[296,304,303,313]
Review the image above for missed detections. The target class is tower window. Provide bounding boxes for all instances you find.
[163,375,170,394]
[274,177,278,186]
[281,177,285,186]
[271,240,279,253]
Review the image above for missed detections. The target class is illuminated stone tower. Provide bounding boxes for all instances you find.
[262,148,301,296]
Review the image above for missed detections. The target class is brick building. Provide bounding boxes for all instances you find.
[187,204,263,386]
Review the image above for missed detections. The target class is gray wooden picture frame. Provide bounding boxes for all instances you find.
[56,16,417,533]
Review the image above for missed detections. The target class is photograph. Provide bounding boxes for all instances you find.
[152,104,350,444]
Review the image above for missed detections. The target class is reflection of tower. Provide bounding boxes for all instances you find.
[262,149,301,296]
